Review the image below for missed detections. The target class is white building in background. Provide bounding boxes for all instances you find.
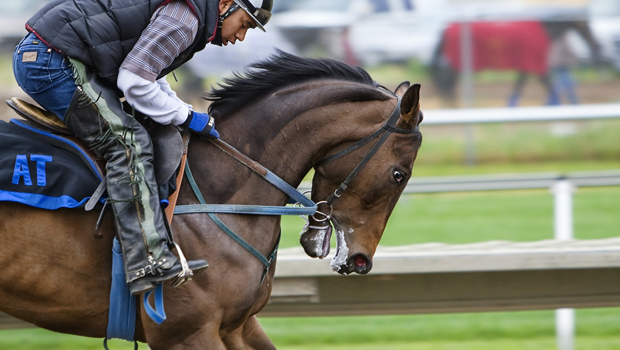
[268,0,600,66]
[349,0,593,66]
[588,0,620,70]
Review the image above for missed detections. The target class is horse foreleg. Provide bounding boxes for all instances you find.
[508,72,528,106]
[222,316,277,350]
[147,325,228,350]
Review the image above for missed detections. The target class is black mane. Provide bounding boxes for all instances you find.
[206,50,380,117]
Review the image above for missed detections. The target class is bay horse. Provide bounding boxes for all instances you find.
[430,20,601,106]
[0,52,423,349]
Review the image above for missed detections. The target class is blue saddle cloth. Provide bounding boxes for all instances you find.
[0,119,169,341]
[0,119,102,209]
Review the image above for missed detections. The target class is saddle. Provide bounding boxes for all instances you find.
[4,97,185,209]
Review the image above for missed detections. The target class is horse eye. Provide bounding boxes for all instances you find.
[393,170,405,184]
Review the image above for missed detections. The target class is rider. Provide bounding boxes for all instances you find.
[12,0,273,295]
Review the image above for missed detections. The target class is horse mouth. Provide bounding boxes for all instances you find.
[300,220,373,275]
[335,253,373,275]
[300,224,332,259]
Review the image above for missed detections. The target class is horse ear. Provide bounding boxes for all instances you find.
[399,84,422,126]
[394,81,411,97]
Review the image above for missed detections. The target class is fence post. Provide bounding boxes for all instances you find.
[460,21,474,109]
[459,20,477,166]
[552,178,576,350]
[553,178,574,241]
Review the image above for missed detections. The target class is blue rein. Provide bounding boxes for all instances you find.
[174,139,317,283]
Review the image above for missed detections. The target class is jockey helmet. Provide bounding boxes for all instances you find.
[232,0,273,32]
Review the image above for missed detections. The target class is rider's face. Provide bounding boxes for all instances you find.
[219,1,257,46]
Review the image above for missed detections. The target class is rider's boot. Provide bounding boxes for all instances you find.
[64,60,208,295]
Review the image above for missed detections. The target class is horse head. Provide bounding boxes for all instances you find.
[203,50,423,287]
[300,81,423,275]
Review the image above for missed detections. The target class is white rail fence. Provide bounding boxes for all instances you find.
[423,103,620,125]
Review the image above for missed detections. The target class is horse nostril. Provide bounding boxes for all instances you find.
[351,253,372,274]
[355,255,366,267]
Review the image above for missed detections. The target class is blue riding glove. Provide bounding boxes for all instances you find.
[183,111,220,139]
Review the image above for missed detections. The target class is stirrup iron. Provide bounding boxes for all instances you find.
[170,242,194,288]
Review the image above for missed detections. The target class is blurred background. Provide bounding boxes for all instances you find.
[0,0,619,349]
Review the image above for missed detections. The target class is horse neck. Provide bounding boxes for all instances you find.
[177,82,394,260]
[217,82,395,194]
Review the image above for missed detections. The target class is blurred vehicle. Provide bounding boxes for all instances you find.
[588,0,620,71]
[349,0,450,66]
[0,0,49,50]
[269,0,365,55]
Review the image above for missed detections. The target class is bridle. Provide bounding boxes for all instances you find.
[309,95,419,223]
[174,93,420,281]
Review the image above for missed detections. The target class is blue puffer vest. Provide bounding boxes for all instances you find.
[27,0,220,89]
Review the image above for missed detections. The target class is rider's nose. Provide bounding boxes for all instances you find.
[237,29,247,42]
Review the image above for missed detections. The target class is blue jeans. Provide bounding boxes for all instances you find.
[13,32,77,120]
[553,67,579,105]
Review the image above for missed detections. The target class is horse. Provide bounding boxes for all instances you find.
[430,20,601,106]
[0,52,423,349]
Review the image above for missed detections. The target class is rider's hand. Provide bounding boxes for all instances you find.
[183,111,219,139]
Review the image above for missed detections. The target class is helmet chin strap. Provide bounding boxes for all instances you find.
[211,4,241,47]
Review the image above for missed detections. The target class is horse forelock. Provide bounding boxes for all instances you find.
[206,50,387,119]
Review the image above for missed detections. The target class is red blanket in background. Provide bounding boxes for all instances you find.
[443,21,551,75]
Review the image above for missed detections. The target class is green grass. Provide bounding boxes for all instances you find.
[0,328,136,350]
[259,308,620,349]
[263,338,620,350]
[0,53,16,87]
[5,308,620,349]
[415,121,620,170]
[412,160,620,177]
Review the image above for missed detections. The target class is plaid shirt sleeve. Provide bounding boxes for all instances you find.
[121,1,199,82]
